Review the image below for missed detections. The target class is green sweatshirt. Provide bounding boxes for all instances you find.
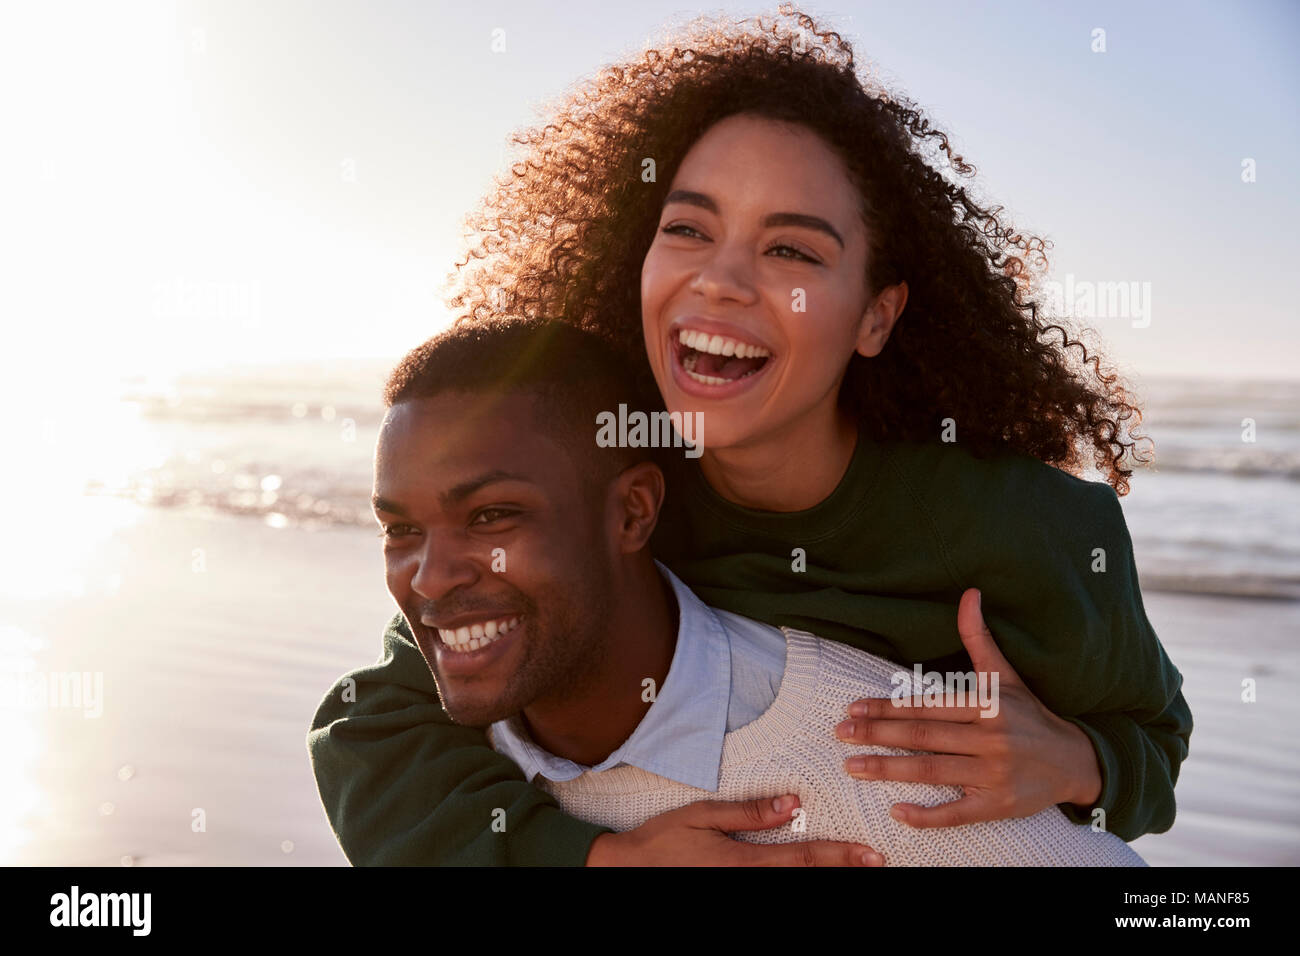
[308,435,1191,865]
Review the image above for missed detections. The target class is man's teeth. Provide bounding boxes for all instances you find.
[677,328,771,359]
[433,616,520,652]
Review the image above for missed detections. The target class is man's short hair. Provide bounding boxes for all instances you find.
[384,317,660,484]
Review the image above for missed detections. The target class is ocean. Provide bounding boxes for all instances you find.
[94,361,1300,602]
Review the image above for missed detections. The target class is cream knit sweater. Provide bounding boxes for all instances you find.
[500,628,1146,866]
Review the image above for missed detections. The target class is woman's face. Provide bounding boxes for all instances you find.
[641,113,893,453]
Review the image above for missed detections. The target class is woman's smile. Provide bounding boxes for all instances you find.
[667,315,776,397]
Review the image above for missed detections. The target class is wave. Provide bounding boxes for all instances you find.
[1142,450,1300,481]
[83,486,1300,601]
[1138,572,1300,602]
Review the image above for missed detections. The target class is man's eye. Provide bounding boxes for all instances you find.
[472,508,518,525]
[377,524,417,539]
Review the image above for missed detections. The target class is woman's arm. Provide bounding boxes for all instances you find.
[856,453,1193,841]
[836,588,1191,841]
[1058,690,1192,838]
[308,610,881,865]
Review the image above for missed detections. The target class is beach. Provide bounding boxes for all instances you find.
[0,499,388,866]
[2,494,1296,867]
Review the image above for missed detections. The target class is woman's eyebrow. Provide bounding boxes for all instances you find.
[662,190,844,248]
[663,189,718,213]
[761,212,844,249]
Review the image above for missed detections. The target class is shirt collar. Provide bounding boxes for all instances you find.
[489,560,732,792]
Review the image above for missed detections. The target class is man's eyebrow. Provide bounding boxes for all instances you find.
[443,470,535,504]
[371,471,535,516]
[662,190,844,249]
[371,495,409,517]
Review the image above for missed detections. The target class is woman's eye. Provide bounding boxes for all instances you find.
[661,223,706,240]
[766,243,820,264]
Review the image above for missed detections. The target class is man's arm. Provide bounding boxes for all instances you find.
[307,611,608,865]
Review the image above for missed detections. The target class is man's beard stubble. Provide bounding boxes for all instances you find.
[432,566,617,728]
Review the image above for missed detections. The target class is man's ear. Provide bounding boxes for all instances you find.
[608,460,665,555]
[855,280,908,358]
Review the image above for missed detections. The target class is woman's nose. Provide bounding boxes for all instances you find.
[689,241,759,306]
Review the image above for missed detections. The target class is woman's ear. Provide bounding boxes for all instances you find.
[855,280,908,358]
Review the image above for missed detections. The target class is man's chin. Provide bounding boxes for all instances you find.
[435,685,515,728]
[442,703,506,729]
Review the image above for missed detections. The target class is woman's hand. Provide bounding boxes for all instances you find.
[585,795,885,866]
[834,588,1103,828]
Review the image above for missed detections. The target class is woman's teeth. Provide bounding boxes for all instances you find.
[676,328,771,385]
[684,364,732,386]
[436,616,520,653]
[677,328,770,359]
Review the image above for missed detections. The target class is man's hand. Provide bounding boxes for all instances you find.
[834,588,1103,828]
[585,795,884,866]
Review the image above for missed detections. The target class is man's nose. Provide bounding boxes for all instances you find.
[408,530,480,601]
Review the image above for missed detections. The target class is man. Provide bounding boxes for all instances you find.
[316,317,1143,866]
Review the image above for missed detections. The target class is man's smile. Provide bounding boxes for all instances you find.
[425,613,522,653]
[415,613,526,679]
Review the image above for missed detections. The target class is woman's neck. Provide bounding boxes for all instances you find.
[699,403,859,512]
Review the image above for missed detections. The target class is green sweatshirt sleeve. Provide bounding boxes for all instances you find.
[1059,687,1192,837]
[307,611,609,866]
[934,465,1193,842]
[1054,507,1193,839]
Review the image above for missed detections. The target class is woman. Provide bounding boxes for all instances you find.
[309,7,1190,865]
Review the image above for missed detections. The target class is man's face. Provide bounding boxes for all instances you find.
[372,390,614,726]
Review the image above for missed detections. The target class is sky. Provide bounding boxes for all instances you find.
[2,0,1297,392]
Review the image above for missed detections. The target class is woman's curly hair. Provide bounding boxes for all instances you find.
[447,5,1149,492]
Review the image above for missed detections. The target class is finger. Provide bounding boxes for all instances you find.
[957,588,1023,687]
[890,794,1011,829]
[844,752,984,787]
[740,840,885,867]
[847,696,983,722]
[836,718,983,754]
[683,795,800,833]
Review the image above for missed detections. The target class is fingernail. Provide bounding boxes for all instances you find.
[975,589,982,612]
[773,796,791,813]
[890,806,906,823]
[849,701,868,717]
[862,850,885,866]
[835,720,855,739]
[846,756,867,773]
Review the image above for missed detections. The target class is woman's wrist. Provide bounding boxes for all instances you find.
[1061,719,1104,808]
